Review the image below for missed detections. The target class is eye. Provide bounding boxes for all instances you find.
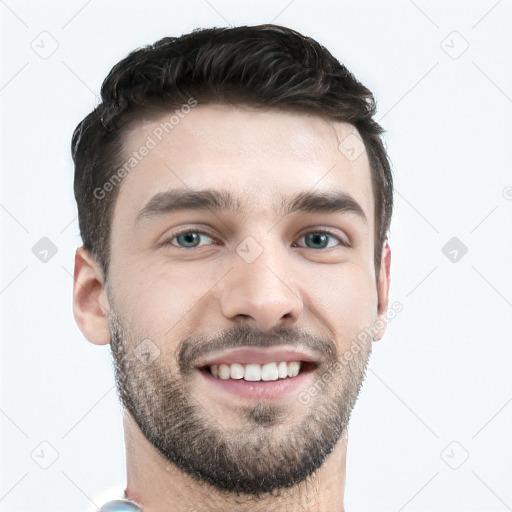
[294,230,349,250]
[162,229,217,249]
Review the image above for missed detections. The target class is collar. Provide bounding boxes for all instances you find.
[99,498,144,511]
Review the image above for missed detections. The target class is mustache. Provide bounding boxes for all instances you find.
[176,322,337,373]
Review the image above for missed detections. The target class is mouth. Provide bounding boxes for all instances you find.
[199,360,318,381]
[195,348,320,400]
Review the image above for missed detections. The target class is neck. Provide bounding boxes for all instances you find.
[122,412,347,512]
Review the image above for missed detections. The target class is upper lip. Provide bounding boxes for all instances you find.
[195,347,318,368]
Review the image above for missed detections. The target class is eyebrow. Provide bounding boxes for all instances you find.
[135,188,367,224]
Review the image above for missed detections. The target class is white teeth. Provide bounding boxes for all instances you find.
[219,364,230,380]
[244,364,262,381]
[229,363,244,379]
[207,361,304,381]
[277,361,288,379]
[261,362,279,381]
[287,362,300,378]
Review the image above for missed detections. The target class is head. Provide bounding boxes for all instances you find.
[72,24,393,497]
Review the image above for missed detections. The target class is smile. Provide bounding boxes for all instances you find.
[195,347,320,399]
[204,361,318,382]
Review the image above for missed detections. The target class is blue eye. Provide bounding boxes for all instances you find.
[162,229,349,250]
[295,231,346,250]
[166,229,215,249]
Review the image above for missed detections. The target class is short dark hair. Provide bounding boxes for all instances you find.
[72,23,393,280]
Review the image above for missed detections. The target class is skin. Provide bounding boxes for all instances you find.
[73,104,391,512]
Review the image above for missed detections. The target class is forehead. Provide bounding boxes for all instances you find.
[115,104,374,227]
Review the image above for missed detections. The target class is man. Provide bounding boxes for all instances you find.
[72,23,393,512]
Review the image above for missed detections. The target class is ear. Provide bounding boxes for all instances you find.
[72,247,111,345]
[373,240,391,341]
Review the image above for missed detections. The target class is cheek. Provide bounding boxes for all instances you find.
[111,258,217,338]
[307,263,378,347]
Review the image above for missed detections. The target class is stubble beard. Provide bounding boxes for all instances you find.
[108,305,372,497]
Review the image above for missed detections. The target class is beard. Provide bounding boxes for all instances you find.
[107,300,372,497]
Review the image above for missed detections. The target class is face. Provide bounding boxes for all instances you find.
[104,104,388,495]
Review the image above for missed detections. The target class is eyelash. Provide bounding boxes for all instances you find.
[161,228,350,250]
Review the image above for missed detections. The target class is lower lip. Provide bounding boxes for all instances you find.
[198,367,314,400]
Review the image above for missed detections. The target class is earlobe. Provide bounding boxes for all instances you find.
[72,247,111,346]
[374,240,391,341]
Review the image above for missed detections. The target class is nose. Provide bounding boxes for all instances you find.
[218,239,304,332]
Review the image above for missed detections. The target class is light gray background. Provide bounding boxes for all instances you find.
[1,1,511,511]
